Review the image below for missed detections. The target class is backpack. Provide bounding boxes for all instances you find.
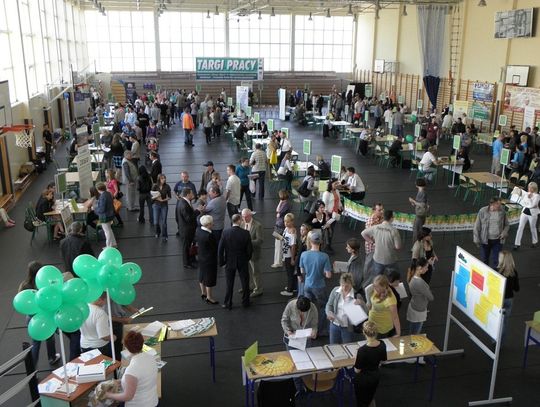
[297,179,311,197]
[23,217,35,232]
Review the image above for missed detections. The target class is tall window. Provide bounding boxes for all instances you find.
[159,12,226,72]
[86,10,156,72]
[0,0,26,101]
[229,14,290,71]
[294,15,353,72]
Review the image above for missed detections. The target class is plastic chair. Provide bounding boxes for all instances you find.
[455,175,474,199]
[301,369,341,406]
[464,179,483,204]
[509,171,520,187]
[409,159,419,179]
[518,175,529,189]
[25,204,52,243]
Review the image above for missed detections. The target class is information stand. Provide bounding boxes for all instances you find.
[449,135,461,188]
[331,155,341,178]
[77,144,93,200]
[499,148,510,197]
[443,247,511,406]
[303,139,311,169]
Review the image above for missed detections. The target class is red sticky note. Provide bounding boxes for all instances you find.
[471,270,484,290]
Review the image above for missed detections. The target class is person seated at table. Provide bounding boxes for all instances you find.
[388,136,403,167]
[317,155,331,180]
[259,121,269,137]
[343,167,366,201]
[234,121,248,144]
[105,331,158,407]
[295,102,307,126]
[419,146,440,182]
[456,146,471,171]
[358,128,372,156]
[35,189,65,240]
[353,321,387,407]
[68,136,79,159]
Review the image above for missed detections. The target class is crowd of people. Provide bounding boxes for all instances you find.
[19,84,540,407]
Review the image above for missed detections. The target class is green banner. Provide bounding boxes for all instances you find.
[414,123,421,138]
[195,83,202,92]
[303,139,312,155]
[227,96,233,107]
[364,111,369,122]
[397,95,404,104]
[267,119,274,132]
[281,128,289,138]
[500,148,510,166]
[498,115,507,126]
[246,106,252,117]
[471,102,490,121]
[453,135,461,150]
[253,112,260,124]
[417,99,423,109]
[196,57,264,80]
[365,84,372,98]
[55,172,67,194]
[331,155,342,174]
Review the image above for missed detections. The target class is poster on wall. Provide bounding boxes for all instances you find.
[196,58,264,81]
[504,85,540,112]
[472,83,495,102]
[494,8,533,39]
[523,106,536,129]
[236,86,250,112]
[471,103,490,121]
[278,88,286,121]
[452,247,506,340]
[453,100,470,119]
[124,82,137,104]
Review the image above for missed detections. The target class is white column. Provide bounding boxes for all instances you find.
[154,10,161,71]
[290,13,295,72]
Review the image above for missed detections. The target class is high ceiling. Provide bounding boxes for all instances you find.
[79,0,461,16]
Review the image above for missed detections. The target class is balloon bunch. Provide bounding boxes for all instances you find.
[13,248,142,342]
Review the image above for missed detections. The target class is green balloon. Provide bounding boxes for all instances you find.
[36,286,62,312]
[13,289,40,315]
[120,262,142,285]
[35,266,63,290]
[109,282,136,305]
[405,135,414,143]
[62,278,89,304]
[74,302,90,321]
[28,313,57,341]
[98,247,123,267]
[98,264,121,289]
[85,279,103,303]
[55,304,84,333]
[73,254,101,280]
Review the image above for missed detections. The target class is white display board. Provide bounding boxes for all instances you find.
[77,144,93,200]
[278,88,286,121]
[236,86,249,112]
[452,247,506,340]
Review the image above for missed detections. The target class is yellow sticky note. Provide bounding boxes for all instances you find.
[474,295,493,325]
[486,273,503,307]
[244,341,258,366]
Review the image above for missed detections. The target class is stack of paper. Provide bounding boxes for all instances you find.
[38,378,63,394]
[343,302,368,325]
[333,261,349,273]
[344,343,360,358]
[168,319,195,331]
[289,350,314,371]
[53,363,83,379]
[306,347,333,369]
[141,321,166,337]
[324,344,349,361]
[76,364,105,383]
[79,349,101,362]
[287,329,312,351]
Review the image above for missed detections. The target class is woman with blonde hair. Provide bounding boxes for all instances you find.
[353,320,387,407]
[513,181,540,250]
[406,258,434,334]
[280,213,297,297]
[326,273,357,344]
[272,189,291,268]
[106,169,124,226]
[497,251,520,337]
[367,275,401,338]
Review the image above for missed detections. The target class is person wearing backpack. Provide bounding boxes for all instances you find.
[137,166,154,224]
[297,166,317,213]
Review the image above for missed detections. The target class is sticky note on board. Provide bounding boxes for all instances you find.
[474,295,493,324]
[245,341,258,365]
[486,273,503,308]
[471,269,485,290]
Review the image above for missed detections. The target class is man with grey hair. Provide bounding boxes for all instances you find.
[219,214,253,309]
[60,221,94,275]
[122,150,139,211]
[241,208,264,297]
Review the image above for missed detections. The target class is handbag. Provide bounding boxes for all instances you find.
[113,198,122,213]
[297,180,311,197]
[115,191,124,199]
[523,207,532,216]
[189,243,198,257]
[415,202,430,217]
[269,150,278,165]
[249,179,256,194]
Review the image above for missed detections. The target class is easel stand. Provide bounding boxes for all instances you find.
[499,163,506,198]
[443,271,512,406]
[448,150,459,189]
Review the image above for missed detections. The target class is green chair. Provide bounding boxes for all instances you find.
[25,204,52,244]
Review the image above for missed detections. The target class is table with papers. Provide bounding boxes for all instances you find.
[242,334,441,407]
[38,353,120,407]
[124,317,218,383]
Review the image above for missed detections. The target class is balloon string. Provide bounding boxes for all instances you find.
[58,329,71,397]
[106,289,117,363]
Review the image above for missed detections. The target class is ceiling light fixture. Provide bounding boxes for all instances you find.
[347,4,353,15]
[402,5,408,16]
[478,0,487,6]
[308,12,312,21]
[215,5,219,15]
[207,10,211,18]
[326,8,331,18]
[271,7,275,17]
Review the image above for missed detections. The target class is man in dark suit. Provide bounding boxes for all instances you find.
[150,151,162,184]
[176,188,200,269]
[219,214,253,309]
[241,208,264,297]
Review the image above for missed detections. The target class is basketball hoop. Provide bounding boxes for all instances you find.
[1,125,35,148]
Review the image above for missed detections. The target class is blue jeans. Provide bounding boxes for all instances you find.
[329,322,354,344]
[480,239,502,269]
[304,286,328,335]
[184,129,193,145]
[373,261,399,276]
[502,298,513,339]
[32,336,57,367]
[409,321,424,335]
[153,203,168,238]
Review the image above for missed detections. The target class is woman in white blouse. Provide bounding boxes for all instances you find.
[322,179,342,253]
[513,182,540,250]
[106,331,158,407]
